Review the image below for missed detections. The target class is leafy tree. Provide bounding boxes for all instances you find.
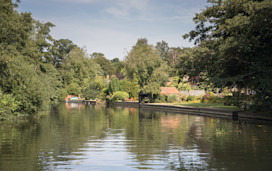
[0,89,20,120]
[184,0,272,111]
[119,73,140,98]
[170,76,180,88]
[108,77,120,94]
[125,38,170,88]
[178,81,192,91]
[66,83,81,95]
[0,1,62,116]
[111,58,125,75]
[142,82,161,97]
[92,53,114,76]
[130,73,141,98]
[51,39,77,67]
[61,48,98,87]
[168,47,182,68]
[156,40,170,61]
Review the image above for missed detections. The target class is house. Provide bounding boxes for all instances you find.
[64,95,80,101]
[160,87,181,96]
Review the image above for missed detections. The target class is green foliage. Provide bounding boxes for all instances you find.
[111,91,129,101]
[202,93,224,104]
[66,83,81,95]
[223,92,248,107]
[156,40,170,61]
[178,81,192,91]
[51,39,77,67]
[154,95,166,103]
[119,74,140,99]
[120,79,131,94]
[0,1,83,118]
[125,38,170,88]
[92,53,114,76]
[0,89,20,120]
[100,88,109,100]
[187,95,195,102]
[142,82,161,96]
[167,94,179,103]
[184,0,272,112]
[81,82,98,100]
[109,77,120,94]
[170,76,180,88]
[130,73,141,98]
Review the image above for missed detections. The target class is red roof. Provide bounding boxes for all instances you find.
[166,82,172,86]
[160,87,181,96]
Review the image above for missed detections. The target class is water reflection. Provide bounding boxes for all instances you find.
[0,104,272,170]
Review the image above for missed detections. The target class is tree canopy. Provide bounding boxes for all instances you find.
[184,0,272,111]
[125,38,170,95]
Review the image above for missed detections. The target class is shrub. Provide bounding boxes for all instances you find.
[224,92,248,107]
[187,95,195,101]
[178,81,192,91]
[180,95,188,102]
[0,90,20,120]
[111,91,129,101]
[154,95,166,103]
[167,94,179,103]
[202,93,224,104]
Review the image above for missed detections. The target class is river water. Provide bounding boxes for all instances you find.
[0,103,272,170]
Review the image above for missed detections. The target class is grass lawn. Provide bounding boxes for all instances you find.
[174,102,241,110]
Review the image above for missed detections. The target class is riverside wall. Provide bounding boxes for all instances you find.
[110,102,272,121]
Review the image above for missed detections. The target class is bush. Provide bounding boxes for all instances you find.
[167,94,179,103]
[178,81,192,91]
[111,91,129,101]
[187,95,195,101]
[0,90,20,120]
[224,92,248,107]
[180,95,188,101]
[202,93,224,104]
[154,95,166,103]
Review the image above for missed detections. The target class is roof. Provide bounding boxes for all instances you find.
[65,95,78,101]
[160,87,181,96]
[166,82,172,86]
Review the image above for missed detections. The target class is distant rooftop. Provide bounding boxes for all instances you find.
[160,87,180,96]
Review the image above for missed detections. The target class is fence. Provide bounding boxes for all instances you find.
[179,90,205,96]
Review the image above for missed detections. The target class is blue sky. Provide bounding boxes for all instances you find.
[18,0,208,60]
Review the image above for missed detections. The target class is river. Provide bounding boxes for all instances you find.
[0,103,272,170]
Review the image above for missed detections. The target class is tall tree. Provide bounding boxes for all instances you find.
[125,38,170,91]
[51,39,77,67]
[0,0,62,116]
[156,40,170,61]
[92,53,114,76]
[184,0,272,111]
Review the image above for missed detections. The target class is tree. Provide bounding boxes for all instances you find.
[184,0,272,111]
[156,40,170,61]
[130,73,141,98]
[51,39,77,67]
[125,38,170,89]
[168,47,182,68]
[92,53,114,76]
[111,58,125,75]
[61,48,98,87]
[178,81,192,91]
[108,77,120,94]
[0,1,62,116]
[119,73,140,98]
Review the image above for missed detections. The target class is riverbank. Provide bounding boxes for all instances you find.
[110,102,272,121]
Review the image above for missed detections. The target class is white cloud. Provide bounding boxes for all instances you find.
[105,0,149,17]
